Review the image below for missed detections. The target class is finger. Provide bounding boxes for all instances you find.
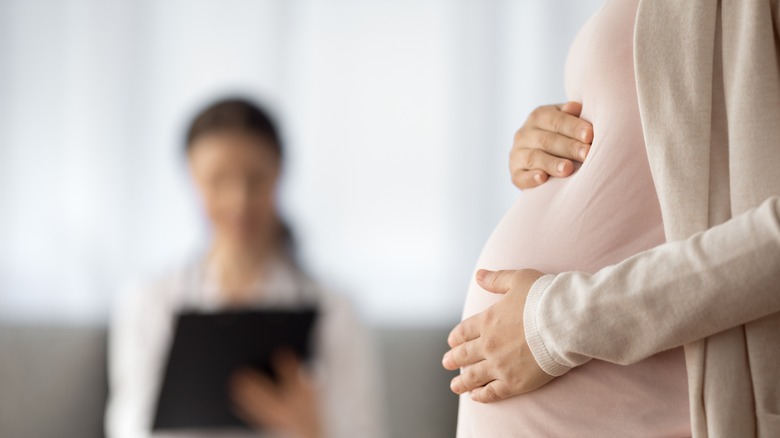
[233,401,288,433]
[230,373,288,428]
[232,403,272,431]
[231,369,280,409]
[511,169,548,190]
[272,349,301,387]
[442,339,484,370]
[475,269,515,294]
[231,368,272,391]
[450,361,493,395]
[231,370,278,403]
[231,405,265,430]
[515,148,575,178]
[232,392,286,430]
[523,129,589,167]
[470,380,512,403]
[447,315,481,348]
[559,101,582,117]
[539,104,593,143]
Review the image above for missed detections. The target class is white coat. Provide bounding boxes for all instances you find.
[105,255,384,438]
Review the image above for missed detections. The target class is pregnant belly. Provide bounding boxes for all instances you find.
[457,189,690,437]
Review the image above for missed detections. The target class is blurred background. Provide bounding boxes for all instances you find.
[0,0,601,436]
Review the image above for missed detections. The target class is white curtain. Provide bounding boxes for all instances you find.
[0,0,601,325]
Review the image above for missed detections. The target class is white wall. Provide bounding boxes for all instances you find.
[0,0,602,325]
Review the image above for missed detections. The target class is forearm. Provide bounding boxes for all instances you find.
[525,196,780,376]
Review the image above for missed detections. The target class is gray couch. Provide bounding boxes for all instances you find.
[0,324,458,438]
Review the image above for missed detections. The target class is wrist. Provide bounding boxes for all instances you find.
[523,274,571,377]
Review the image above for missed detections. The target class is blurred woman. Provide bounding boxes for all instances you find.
[106,98,383,438]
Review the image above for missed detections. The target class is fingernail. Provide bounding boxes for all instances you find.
[578,147,587,161]
[580,128,589,141]
[557,161,566,174]
[533,173,543,184]
[442,353,450,365]
[476,270,487,282]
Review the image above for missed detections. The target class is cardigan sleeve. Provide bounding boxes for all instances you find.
[524,196,780,376]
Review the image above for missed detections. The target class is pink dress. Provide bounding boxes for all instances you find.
[457,0,691,436]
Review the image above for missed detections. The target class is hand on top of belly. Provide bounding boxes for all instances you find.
[442,269,556,402]
[510,102,593,189]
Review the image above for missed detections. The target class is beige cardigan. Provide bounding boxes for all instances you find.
[524,1,780,436]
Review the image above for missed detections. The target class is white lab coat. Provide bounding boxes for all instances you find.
[105,255,384,438]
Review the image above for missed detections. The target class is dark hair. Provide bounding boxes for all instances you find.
[185,98,282,157]
[185,97,296,261]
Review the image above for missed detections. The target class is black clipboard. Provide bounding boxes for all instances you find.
[151,308,318,431]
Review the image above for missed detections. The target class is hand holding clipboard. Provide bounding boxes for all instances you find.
[152,308,318,433]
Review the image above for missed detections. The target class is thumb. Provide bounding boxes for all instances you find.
[475,269,513,294]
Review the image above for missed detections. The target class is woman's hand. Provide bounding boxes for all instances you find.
[510,102,593,189]
[230,351,322,438]
[442,269,556,402]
